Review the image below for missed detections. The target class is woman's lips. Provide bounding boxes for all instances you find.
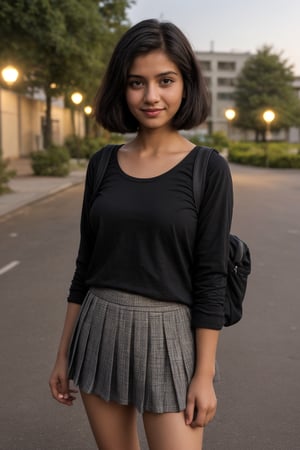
[141,108,164,117]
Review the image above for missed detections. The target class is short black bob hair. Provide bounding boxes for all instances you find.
[95,19,209,133]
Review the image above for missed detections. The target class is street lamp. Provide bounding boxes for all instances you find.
[263,109,275,167]
[225,108,236,140]
[1,65,19,86]
[71,92,83,106]
[84,105,92,115]
[0,65,20,156]
[84,105,92,138]
[263,110,275,140]
[71,91,83,137]
[71,92,84,159]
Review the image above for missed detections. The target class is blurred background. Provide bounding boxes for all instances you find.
[0,1,299,449]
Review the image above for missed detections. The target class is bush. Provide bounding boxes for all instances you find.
[0,155,16,194]
[228,142,300,168]
[210,131,229,149]
[64,134,124,160]
[188,131,229,150]
[31,146,70,176]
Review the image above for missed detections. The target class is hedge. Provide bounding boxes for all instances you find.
[228,142,300,168]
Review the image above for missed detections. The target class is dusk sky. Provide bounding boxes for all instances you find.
[128,0,300,74]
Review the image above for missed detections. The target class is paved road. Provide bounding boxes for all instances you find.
[0,164,299,450]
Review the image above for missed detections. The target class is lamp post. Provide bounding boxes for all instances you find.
[225,108,236,140]
[0,65,19,156]
[71,91,83,137]
[263,109,275,167]
[71,92,83,160]
[84,105,92,138]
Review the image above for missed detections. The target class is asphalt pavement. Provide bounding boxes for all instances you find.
[1,158,300,449]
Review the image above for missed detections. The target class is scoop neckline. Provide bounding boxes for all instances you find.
[115,145,198,182]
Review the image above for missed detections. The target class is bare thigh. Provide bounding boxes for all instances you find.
[143,410,204,450]
[80,391,141,450]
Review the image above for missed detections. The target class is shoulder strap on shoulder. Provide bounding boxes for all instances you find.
[193,146,214,214]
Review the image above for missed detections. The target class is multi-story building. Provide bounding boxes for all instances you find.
[195,50,250,138]
[289,76,300,142]
[195,50,300,142]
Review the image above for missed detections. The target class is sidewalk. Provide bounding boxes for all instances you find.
[0,158,86,218]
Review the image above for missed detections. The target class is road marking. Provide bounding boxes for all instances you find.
[0,261,20,276]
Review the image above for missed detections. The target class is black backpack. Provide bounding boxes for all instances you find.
[91,144,251,327]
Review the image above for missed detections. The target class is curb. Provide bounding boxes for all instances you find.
[0,178,84,222]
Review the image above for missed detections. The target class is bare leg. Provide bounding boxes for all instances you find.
[143,410,203,450]
[81,391,141,450]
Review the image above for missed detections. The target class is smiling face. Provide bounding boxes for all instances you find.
[125,50,185,132]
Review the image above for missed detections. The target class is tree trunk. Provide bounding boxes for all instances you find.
[44,91,52,149]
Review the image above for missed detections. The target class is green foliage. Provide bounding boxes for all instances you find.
[31,146,70,176]
[188,131,229,150]
[0,156,16,194]
[210,131,229,149]
[228,142,300,168]
[64,134,124,159]
[234,46,300,139]
[0,0,135,146]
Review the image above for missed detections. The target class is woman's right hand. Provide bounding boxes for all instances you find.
[49,356,78,406]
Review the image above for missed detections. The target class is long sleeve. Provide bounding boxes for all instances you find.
[67,155,98,304]
[191,152,233,329]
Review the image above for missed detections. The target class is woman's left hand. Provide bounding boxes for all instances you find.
[184,374,217,428]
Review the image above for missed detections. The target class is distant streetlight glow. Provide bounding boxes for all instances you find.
[263,110,275,124]
[225,108,236,140]
[262,109,276,167]
[1,65,19,86]
[71,92,83,105]
[84,105,92,115]
[225,108,236,121]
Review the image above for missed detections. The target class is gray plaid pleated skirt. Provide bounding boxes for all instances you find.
[68,288,195,414]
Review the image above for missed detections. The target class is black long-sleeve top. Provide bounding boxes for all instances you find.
[68,145,233,329]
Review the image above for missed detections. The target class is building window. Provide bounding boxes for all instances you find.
[218,61,236,71]
[204,77,211,87]
[201,61,211,71]
[217,92,235,100]
[218,77,235,87]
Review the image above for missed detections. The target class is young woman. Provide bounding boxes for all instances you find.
[49,19,233,450]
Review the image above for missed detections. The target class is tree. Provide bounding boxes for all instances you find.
[0,0,134,147]
[234,46,300,141]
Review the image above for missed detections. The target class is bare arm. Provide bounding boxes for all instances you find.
[185,328,219,427]
[49,302,81,406]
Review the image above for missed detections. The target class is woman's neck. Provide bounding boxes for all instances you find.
[131,128,191,155]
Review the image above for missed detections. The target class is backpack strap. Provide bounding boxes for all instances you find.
[192,146,214,213]
[91,144,122,205]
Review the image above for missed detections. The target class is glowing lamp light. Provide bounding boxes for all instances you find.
[84,105,92,115]
[1,65,19,86]
[225,108,236,121]
[71,92,83,105]
[263,110,275,124]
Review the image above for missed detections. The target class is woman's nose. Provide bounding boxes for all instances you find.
[144,83,160,103]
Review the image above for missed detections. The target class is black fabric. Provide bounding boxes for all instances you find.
[192,147,251,326]
[225,235,251,326]
[68,145,233,330]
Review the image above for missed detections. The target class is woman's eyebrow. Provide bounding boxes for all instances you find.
[128,71,179,78]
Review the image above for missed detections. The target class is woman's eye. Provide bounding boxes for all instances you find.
[161,78,174,86]
[128,80,143,89]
